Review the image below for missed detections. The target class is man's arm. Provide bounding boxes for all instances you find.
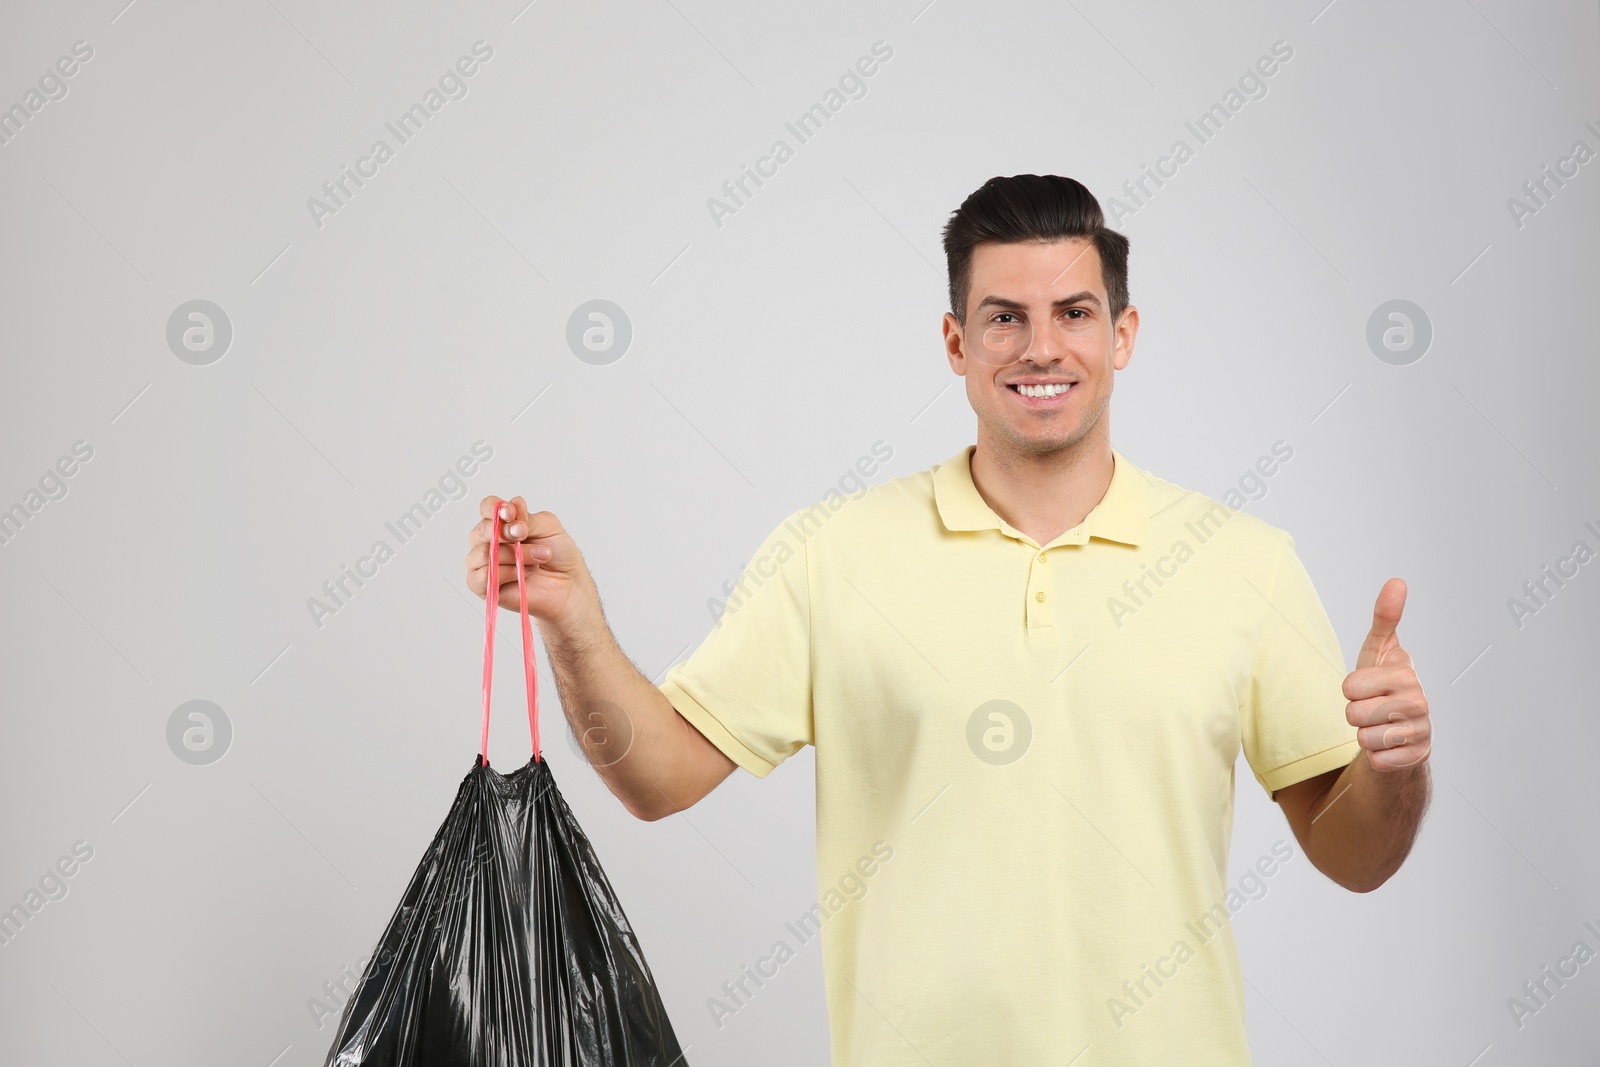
[1275,754,1430,893]
[1274,578,1433,893]
[467,496,736,822]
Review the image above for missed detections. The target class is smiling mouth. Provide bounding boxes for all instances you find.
[1008,382,1075,399]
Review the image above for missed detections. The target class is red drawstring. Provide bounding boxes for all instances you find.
[513,511,540,761]
[481,501,540,765]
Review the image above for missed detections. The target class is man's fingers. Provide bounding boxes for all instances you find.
[1355,720,1409,753]
[479,494,516,522]
[469,513,560,550]
[507,499,549,540]
[509,509,563,544]
[1357,712,1432,765]
[464,541,551,573]
[478,494,532,528]
[465,559,543,603]
[1345,693,1424,729]
[480,561,524,591]
[1353,704,1429,749]
[477,499,558,543]
[1342,662,1417,701]
[501,496,528,536]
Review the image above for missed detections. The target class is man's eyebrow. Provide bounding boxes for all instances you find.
[974,290,1103,312]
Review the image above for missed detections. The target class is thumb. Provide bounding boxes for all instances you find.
[1357,577,1407,669]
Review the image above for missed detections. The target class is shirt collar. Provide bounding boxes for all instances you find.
[932,444,1149,548]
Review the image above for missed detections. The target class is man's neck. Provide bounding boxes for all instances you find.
[967,430,1115,547]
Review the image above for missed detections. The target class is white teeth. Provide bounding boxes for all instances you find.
[1015,383,1071,398]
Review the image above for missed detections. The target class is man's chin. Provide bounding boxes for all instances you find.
[991,424,1087,456]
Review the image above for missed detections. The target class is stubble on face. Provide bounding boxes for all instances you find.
[986,375,1112,460]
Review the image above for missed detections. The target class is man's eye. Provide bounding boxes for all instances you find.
[993,313,1019,324]
[1064,308,1087,319]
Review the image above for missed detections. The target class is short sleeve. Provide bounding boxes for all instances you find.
[1240,534,1361,798]
[658,510,815,778]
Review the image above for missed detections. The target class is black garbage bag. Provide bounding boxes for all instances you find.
[323,505,689,1066]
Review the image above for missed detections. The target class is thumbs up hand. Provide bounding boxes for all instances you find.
[1343,578,1431,772]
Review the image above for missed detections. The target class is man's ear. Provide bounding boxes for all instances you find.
[1112,305,1139,371]
[943,311,968,377]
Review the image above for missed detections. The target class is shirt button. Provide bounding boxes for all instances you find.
[1038,553,1047,563]
[1035,591,1047,602]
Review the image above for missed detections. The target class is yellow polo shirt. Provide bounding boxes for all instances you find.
[659,445,1360,1066]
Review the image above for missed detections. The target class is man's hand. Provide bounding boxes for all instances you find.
[1278,577,1433,892]
[1343,578,1431,772]
[466,496,594,630]
[464,496,736,819]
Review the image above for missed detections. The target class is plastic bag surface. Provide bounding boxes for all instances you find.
[323,504,689,1066]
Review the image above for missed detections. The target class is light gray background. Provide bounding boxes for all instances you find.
[2,0,1597,1064]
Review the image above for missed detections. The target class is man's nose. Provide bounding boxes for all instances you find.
[1020,325,1064,365]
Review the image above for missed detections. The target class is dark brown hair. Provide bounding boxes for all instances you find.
[941,174,1130,325]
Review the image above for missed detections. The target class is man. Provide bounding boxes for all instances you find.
[465,174,1432,1065]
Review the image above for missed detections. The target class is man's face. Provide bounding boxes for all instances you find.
[942,239,1137,456]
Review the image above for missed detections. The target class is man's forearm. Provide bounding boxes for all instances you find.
[539,598,724,820]
[1300,751,1431,892]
